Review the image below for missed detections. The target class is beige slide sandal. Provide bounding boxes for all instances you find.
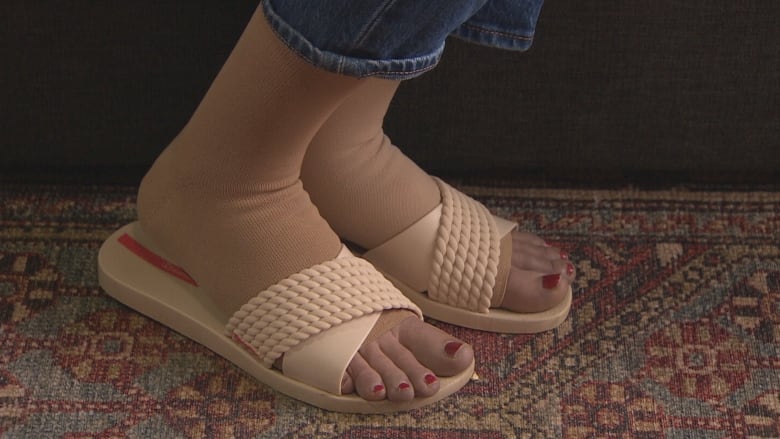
[362,178,572,334]
[98,222,474,413]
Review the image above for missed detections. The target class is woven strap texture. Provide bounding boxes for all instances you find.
[225,256,421,368]
[429,178,500,313]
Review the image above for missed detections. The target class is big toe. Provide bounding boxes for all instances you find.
[346,316,473,401]
[395,317,474,377]
[501,231,574,313]
[502,266,572,312]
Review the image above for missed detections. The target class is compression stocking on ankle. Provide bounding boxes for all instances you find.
[136,9,362,316]
[301,78,442,250]
[301,77,535,310]
[302,78,576,316]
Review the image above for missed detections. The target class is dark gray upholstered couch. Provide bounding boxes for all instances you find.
[2,2,778,184]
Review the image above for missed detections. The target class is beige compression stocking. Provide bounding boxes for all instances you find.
[302,78,515,307]
[136,8,362,316]
[301,78,442,250]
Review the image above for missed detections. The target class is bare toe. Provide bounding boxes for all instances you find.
[502,267,571,312]
[396,317,474,377]
[346,351,386,401]
[341,315,472,402]
[500,230,575,313]
[512,231,570,273]
[359,339,415,402]
[512,231,547,247]
[341,370,355,395]
[376,331,440,398]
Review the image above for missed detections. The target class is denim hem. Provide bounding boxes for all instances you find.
[450,22,536,52]
[261,1,445,80]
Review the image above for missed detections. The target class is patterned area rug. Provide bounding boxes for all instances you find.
[0,182,778,438]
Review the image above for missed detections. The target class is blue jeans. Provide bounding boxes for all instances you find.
[261,0,545,79]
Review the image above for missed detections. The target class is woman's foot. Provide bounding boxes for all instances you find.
[339,313,473,400]
[501,231,575,312]
[139,159,473,402]
[136,7,473,403]
[302,78,575,315]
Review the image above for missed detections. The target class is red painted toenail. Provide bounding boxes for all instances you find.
[543,241,552,247]
[445,341,463,356]
[425,374,438,385]
[399,382,411,390]
[542,274,561,289]
[567,263,575,276]
[373,385,385,393]
[560,250,569,260]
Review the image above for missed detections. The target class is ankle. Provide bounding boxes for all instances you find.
[303,135,440,249]
[137,145,342,316]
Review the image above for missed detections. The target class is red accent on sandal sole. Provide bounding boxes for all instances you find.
[117,233,198,286]
[232,333,262,358]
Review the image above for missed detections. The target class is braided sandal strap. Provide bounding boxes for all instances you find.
[225,256,421,368]
[429,178,500,313]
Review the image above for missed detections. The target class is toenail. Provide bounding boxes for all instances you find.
[544,241,552,247]
[398,382,411,390]
[445,341,463,357]
[425,374,438,385]
[373,384,385,393]
[560,250,569,260]
[567,263,575,276]
[542,273,561,289]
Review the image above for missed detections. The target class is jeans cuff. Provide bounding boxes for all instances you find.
[261,1,445,80]
[450,22,536,52]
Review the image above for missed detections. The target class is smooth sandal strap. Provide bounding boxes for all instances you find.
[283,312,380,394]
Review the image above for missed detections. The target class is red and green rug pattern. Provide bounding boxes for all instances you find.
[1,183,778,438]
